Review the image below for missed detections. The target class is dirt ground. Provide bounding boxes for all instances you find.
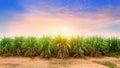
[0,57,120,68]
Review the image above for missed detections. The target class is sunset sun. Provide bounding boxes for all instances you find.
[60,27,71,36]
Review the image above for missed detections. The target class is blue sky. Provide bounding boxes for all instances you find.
[0,0,120,37]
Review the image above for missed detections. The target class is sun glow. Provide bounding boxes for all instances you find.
[60,27,72,37]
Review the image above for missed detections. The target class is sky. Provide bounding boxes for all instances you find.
[0,0,120,37]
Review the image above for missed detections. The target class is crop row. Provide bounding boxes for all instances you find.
[0,35,120,58]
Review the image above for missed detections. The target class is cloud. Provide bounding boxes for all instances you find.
[1,0,120,37]
[3,9,119,37]
[20,0,120,17]
[102,21,120,32]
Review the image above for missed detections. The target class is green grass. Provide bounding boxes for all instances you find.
[0,35,120,58]
[94,61,118,68]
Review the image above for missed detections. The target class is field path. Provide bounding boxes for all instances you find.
[0,57,116,68]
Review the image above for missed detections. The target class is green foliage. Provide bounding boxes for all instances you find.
[23,37,38,56]
[0,35,120,58]
[54,35,69,58]
[13,36,25,56]
[0,37,14,56]
[84,36,109,57]
[106,37,120,52]
[94,61,118,68]
[37,36,54,58]
[69,36,84,57]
